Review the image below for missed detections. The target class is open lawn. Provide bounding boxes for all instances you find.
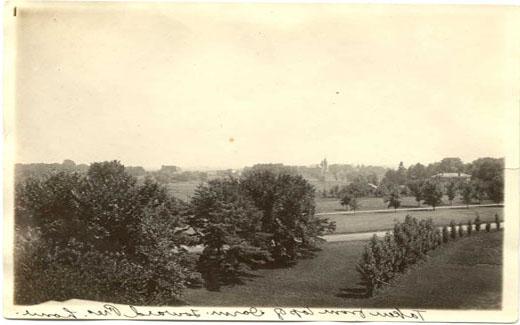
[327,206,503,234]
[165,181,203,201]
[315,195,496,213]
[182,231,503,308]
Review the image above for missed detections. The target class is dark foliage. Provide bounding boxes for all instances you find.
[15,161,195,305]
[189,170,335,289]
[450,220,457,240]
[442,225,450,243]
[357,216,438,296]
[458,222,464,238]
[467,220,473,236]
[474,213,482,232]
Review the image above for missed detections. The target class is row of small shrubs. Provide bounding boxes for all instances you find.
[443,213,502,243]
[357,213,502,296]
[357,216,440,296]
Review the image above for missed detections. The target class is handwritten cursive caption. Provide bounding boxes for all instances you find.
[15,304,426,321]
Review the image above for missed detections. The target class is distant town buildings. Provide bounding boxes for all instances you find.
[160,165,180,173]
[431,172,471,186]
[431,172,471,180]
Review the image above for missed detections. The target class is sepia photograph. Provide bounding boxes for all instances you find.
[2,1,519,322]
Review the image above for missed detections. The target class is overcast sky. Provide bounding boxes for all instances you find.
[13,3,515,169]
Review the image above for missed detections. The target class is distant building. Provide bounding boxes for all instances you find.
[368,183,378,190]
[160,165,180,173]
[431,172,471,183]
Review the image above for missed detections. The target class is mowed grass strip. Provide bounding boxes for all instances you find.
[182,232,502,309]
[182,240,367,307]
[328,207,503,234]
[315,196,497,213]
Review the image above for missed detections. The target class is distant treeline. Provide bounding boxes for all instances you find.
[15,157,504,204]
[15,161,211,184]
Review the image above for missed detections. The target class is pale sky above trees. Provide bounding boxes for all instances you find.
[12,3,515,169]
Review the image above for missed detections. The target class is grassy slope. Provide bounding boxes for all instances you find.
[328,206,503,234]
[182,231,503,309]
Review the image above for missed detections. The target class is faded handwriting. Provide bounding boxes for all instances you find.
[319,308,366,318]
[18,305,427,321]
[208,307,264,317]
[21,307,78,319]
[369,308,426,321]
[274,307,314,320]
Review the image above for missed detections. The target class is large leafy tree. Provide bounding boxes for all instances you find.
[487,175,504,203]
[407,163,428,181]
[384,186,401,211]
[15,172,84,246]
[438,157,465,173]
[407,180,424,207]
[471,179,487,204]
[189,179,269,290]
[240,170,335,265]
[445,181,457,205]
[459,182,473,207]
[470,157,504,203]
[421,179,443,210]
[15,161,195,304]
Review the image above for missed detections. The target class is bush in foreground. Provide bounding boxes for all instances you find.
[449,220,457,240]
[467,220,473,236]
[474,214,482,232]
[357,216,438,296]
[458,222,464,238]
[485,222,491,232]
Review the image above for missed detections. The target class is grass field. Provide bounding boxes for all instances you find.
[315,195,495,213]
[164,179,497,215]
[326,206,503,234]
[166,181,203,201]
[182,231,503,308]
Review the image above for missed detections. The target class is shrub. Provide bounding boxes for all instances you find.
[449,220,457,240]
[485,222,491,232]
[495,213,501,231]
[442,225,450,243]
[434,228,442,248]
[458,222,464,237]
[467,220,473,235]
[474,213,482,232]
[357,216,440,296]
[421,180,443,210]
[356,236,383,297]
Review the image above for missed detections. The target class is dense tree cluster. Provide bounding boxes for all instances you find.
[15,161,335,302]
[381,157,504,206]
[15,161,198,305]
[190,170,336,289]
